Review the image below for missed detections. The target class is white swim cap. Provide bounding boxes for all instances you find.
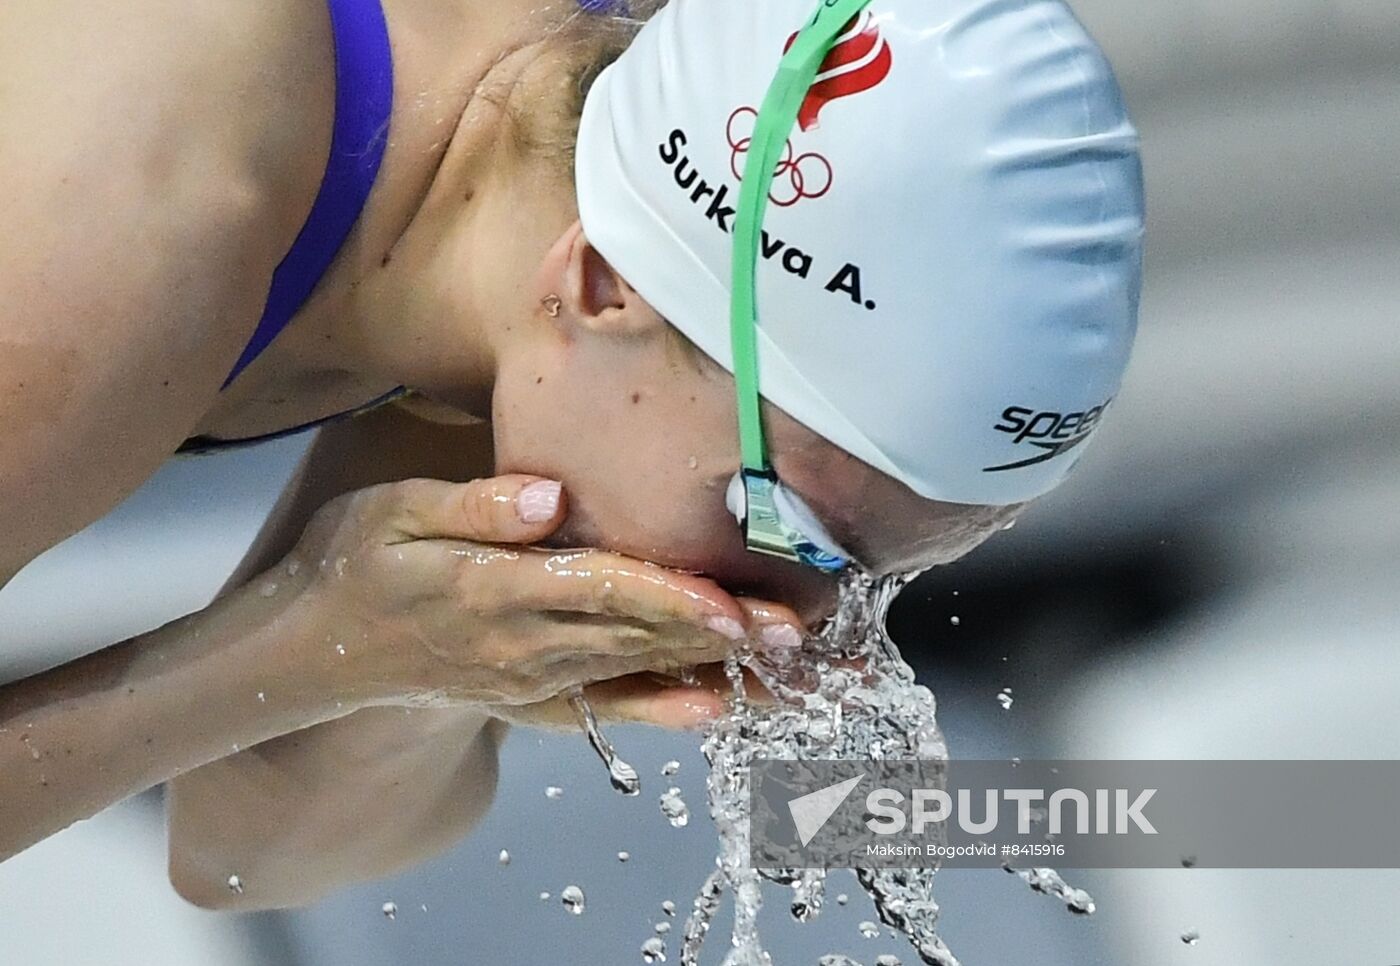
[576,0,1144,505]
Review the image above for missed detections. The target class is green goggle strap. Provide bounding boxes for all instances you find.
[730,0,875,472]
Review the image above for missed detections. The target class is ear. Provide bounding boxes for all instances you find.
[553,221,666,337]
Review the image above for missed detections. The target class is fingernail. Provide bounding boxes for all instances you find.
[517,480,562,523]
[705,615,746,641]
[760,624,804,649]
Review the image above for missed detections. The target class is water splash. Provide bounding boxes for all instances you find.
[680,869,725,964]
[1003,866,1096,915]
[642,936,669,963]
[498,849,511,866]
[381,901,398,920]
[226,874,244,895]
[1181,929,1201,946]
[545,786,565,800]
[688,570,960,966]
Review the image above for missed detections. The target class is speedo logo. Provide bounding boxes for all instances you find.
[983,400,1114,473]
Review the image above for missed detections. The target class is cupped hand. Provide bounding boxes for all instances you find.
[274,476,805,710]
[491,598,798,731]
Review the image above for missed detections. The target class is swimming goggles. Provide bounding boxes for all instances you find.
[727,0,874,573]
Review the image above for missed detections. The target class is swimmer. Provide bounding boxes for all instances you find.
[0,0,1143,907]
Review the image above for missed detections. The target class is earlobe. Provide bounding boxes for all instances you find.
[560,222,666,337]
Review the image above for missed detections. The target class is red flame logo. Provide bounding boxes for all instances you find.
[784,10,893,131]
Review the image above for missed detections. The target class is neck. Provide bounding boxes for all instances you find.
[269,0,579,417]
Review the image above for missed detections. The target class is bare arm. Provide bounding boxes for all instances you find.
[0,0,327,582]
[0,570,355,862]
[168,705,506,910]
[168,408,513,910]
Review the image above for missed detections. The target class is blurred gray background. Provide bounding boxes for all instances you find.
[1,0,1397,963]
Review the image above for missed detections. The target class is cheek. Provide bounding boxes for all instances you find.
[492,362,740,563]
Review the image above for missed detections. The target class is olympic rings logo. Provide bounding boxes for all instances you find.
[726,107,834,208]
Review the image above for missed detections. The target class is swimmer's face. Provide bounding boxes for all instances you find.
[485,224,1022,625]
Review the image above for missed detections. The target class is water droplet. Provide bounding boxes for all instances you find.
[256,691,266,703]
[570,690,641,796]
[859,920,880,939]
[654,921,671,934]
[997,688,1014,711]
[836,893,849,906]
[335,644,346,656]
[607,757,641,797]
[661,900,676,917]
[545,786,564,800]
[539,892,551,901]
[259,582,279,598]
[334,557,348,577]
[420,904,428,912]
[617,851,631,862]
[659,787,689,827]
[1181,929,1200,946]
[226,874,244,895]
[876,956,903,966]
[561,885,586,915]
[661,760,681,777]
[641,936,668,963]
[949,615,961,626]
[497,849,510,866]
[285,559,302,577]
[381,901,397,920]
[687,456,699,470]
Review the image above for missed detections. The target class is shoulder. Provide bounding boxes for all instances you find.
[1,0,332,237]
[0,0,336,573]
[0,0,334,387]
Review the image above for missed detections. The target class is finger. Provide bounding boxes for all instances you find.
[735,597,808,652]
[523,618,745,680]
[497,674,728,732]
[487,551,751,644]
[384,476,566,544]
[646,664,776,706]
